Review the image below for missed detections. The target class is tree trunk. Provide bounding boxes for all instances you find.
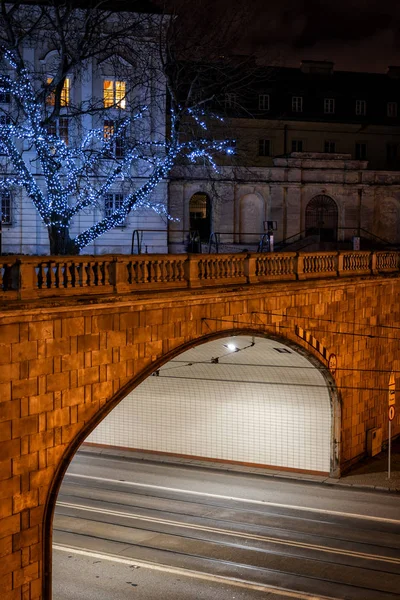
[48,225,80,255]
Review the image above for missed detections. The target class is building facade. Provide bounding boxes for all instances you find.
[168,153,400,253]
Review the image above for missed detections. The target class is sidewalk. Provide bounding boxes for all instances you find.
[336,437,400,492]
[80,437,400,493]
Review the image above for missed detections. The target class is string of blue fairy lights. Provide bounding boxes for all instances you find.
[0,49,235,251]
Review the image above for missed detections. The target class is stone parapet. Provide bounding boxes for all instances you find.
[1,250,399,300]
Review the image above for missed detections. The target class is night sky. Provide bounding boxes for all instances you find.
[245,0,400,72]
[169,0,400,73]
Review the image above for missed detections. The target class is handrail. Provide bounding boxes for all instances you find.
[0,250,399,299]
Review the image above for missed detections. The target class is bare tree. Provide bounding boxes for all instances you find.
[0,0,233,254]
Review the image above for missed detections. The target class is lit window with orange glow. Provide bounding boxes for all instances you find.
[46,77,70,106]
[103,80,126,109]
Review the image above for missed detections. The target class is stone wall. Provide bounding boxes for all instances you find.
[0,257,400,598]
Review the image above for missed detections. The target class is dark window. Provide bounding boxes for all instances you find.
[387,102,397,118]
[355,100,366,116]
[324,98,335,114]
[46,118,69,145]
[258,139,271,156]
[291,139,303,152]
[1,191,12,225]
[324,141,336,153]
[104,120,125,158]
[355,143,367,160]
[386,143,398,162]
[105,193,125,225]
[0,92,11,104]
[258,94,270,110]
[224,93,237,108]
[292,96,303,112]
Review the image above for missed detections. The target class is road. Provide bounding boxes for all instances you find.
[53,452,400,600]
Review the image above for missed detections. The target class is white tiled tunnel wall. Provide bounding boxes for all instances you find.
[87,336,332,472]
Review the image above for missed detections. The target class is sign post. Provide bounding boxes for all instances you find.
[388,372,396,480]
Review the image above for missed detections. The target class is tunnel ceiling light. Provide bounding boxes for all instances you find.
[224,343,237,351]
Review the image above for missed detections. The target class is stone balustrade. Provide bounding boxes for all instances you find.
[0,250,399,299]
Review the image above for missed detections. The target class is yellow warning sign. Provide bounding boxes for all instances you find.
[388,371,396,406]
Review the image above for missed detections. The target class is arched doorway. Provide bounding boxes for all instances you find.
[85,335,336,474]
[305,195,338,242]
[189,192,211,241]
[239,193,264,244]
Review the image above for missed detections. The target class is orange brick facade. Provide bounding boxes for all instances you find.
[1,274,400,598]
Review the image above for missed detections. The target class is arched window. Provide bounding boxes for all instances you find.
[305,195,338,242]
[189,192,211,241]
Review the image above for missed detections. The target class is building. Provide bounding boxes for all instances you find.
[168,61,400,253]
[0,1,169,256]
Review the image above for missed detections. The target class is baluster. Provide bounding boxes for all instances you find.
[47,262,56,288]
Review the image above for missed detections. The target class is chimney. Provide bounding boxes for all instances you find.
[387,66,400,78]
[300,60,334,75]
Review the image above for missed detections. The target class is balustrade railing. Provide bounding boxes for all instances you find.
[1,250,399,299]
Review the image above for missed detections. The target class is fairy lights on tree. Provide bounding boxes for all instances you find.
[0,3,234,255]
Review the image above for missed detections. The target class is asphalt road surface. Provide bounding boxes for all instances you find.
[53,452,400,600]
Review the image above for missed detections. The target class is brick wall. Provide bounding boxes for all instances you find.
[0,275,399,598]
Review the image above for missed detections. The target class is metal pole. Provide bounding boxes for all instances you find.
[388,419,391,480]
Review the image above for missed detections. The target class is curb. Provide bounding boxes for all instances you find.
[77,446,400,494]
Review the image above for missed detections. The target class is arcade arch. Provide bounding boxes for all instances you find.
[239,193,264,243]
[305,194,338,242]
[189,192,211,241]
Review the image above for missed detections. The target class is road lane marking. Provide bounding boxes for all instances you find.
[65,473,400,525]
[53,543,341,600]
[56,501,400,565]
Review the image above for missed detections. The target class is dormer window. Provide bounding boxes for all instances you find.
[324,98,335,114]
[103,80,126,109]
[224,93,237,109]
[46,77,70,107]
[258,94,270,110]
[387,102,398,117]
[355,99,366,116]
[292,96,303,112]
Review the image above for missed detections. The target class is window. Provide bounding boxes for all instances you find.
[324,98,335,114]
[258,139,271,156]
[0,116,11,154]
[103,80,126,109]
[104,193,125,225]
[258,94,270,110]
[292,96,303,112]
[355,99,366,116]
[46,118,69,145]
[291,139,303,152]
[386,143,398,162]
[224,93,237,108]
[324,140,336,153]
[0,92,10,104]
[1,191,12,225]
[355,142,367,160]
[103,120,125,158]
[387,102,398,118]
[46,77,70,107]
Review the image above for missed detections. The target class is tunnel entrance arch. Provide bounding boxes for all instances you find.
[45,330,340,599]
